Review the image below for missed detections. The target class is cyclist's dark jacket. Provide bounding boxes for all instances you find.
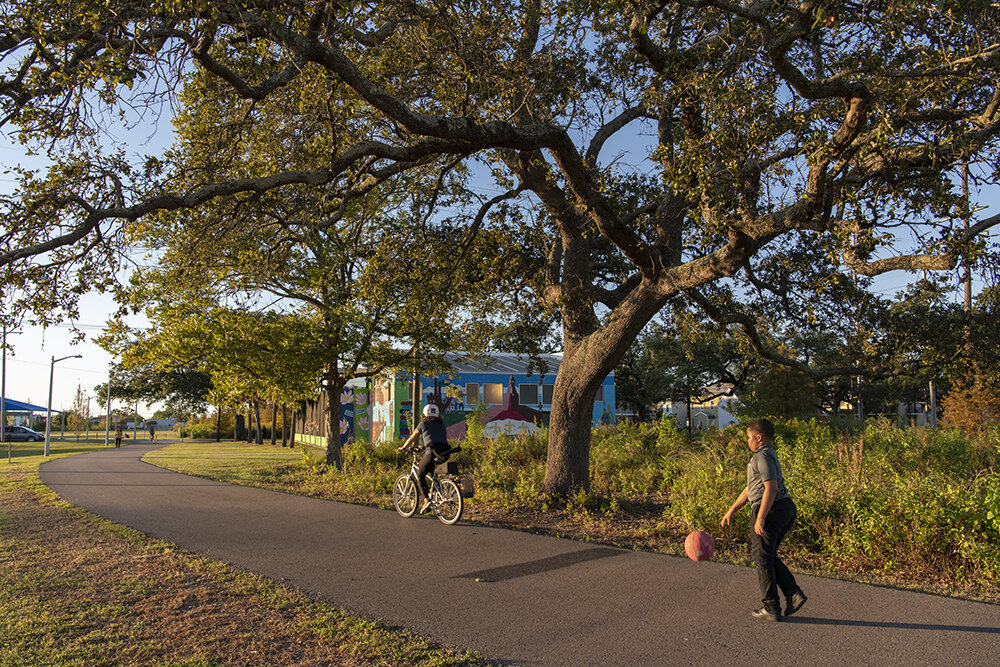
[415,419,448,447]
[414,418,450,499]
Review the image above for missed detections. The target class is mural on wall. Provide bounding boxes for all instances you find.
[399,399,413,438]
[371,382,391,443]
[422,377,466,428]
[339,388,354,446]
[447,375,546,441]
[353,386,371,444]
[353,353,614,446]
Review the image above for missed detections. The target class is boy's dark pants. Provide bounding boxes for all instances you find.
[750,498,799,612]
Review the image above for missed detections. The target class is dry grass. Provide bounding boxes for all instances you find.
[0,443,484,666]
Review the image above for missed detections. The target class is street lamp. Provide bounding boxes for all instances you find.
[44,354,82,457]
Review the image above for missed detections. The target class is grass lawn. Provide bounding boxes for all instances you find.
[0,439,483,666]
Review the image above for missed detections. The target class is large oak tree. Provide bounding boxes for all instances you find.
[3,1,1000,493]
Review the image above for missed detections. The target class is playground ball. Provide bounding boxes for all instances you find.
[685,530,715,562]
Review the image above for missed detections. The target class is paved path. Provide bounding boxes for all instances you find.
[40,444,1000,666]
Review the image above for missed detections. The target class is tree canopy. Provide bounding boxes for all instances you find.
[3,1,1000,492]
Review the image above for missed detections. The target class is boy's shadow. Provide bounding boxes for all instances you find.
[785,616,1000,634]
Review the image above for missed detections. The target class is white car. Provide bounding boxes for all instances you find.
[3,425,45,441]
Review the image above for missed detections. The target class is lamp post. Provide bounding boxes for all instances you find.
[44,354,82,457]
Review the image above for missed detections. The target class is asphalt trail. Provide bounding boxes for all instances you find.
[40,444,1000,666]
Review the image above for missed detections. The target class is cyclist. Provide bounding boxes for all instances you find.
[397,403,451,512]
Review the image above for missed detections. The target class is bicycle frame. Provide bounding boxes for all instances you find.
[394,446,463,524]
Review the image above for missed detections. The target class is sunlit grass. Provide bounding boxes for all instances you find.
[1,438,485,665]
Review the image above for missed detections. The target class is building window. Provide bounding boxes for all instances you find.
[465,383,480,405]
[520,384,539,405]
[594,386,604,403]
[484,383,503,405]
[542,384,554,405]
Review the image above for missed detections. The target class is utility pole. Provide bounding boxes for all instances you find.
[2,325,7,461]
[104,371,111,447]
[84,395,91,440]
[0,327,27,458]
[2,325,8,462]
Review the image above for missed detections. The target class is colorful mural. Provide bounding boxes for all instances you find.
[353,386,371,444]
[358,353,615,445]
[303,354,615,448]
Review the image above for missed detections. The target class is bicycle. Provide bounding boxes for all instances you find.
[393,444,464,525]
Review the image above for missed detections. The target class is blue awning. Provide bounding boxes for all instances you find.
[2,397,56,413]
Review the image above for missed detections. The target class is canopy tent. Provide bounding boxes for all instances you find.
[3,397,54,413]
[2,397,60,427]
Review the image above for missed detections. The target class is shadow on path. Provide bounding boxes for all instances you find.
[454,547,623,582]
[786,616,1000,634]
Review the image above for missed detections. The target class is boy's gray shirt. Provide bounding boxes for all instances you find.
[746,445,791,509]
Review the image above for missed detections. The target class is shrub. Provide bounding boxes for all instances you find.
[179,423,234,440]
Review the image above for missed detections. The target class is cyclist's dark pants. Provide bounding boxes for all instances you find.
[417,444,450,498]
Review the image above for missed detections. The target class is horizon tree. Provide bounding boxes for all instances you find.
[3,2,1000,492]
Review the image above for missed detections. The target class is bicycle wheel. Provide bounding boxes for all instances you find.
[434,478,463,525]
[393,474,418,517]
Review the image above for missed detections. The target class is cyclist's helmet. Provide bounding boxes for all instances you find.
[422,403,440,419]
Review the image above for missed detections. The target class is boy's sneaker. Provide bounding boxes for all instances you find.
[785,591,807,616]
[751,607,780,622]
[418,499,431,514]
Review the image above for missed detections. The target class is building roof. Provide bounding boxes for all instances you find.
[436,352,563,376]
[374,351,616,381]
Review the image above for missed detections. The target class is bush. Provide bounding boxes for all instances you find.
[179,423,234,440]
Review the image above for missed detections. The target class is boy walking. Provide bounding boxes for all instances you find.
[721,418,807,621]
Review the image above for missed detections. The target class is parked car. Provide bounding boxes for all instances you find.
[3,425,45,441]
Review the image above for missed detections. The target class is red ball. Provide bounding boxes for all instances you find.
[685,530,715,561]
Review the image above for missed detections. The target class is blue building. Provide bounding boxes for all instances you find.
[368,352,616,444]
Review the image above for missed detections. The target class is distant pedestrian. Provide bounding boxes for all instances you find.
[148,422,156,441]
[114,426,125,448]
[721,418,807,622]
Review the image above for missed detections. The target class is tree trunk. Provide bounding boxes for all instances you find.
[543,380,599,494]
[215,406,222,442]
[543,282,667,495]
[234,413,247,441]
[324,380,345,470]
[685,391,692,433]
[270,402,277,446]
[281,404,288,447]
[253,401,263,444]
